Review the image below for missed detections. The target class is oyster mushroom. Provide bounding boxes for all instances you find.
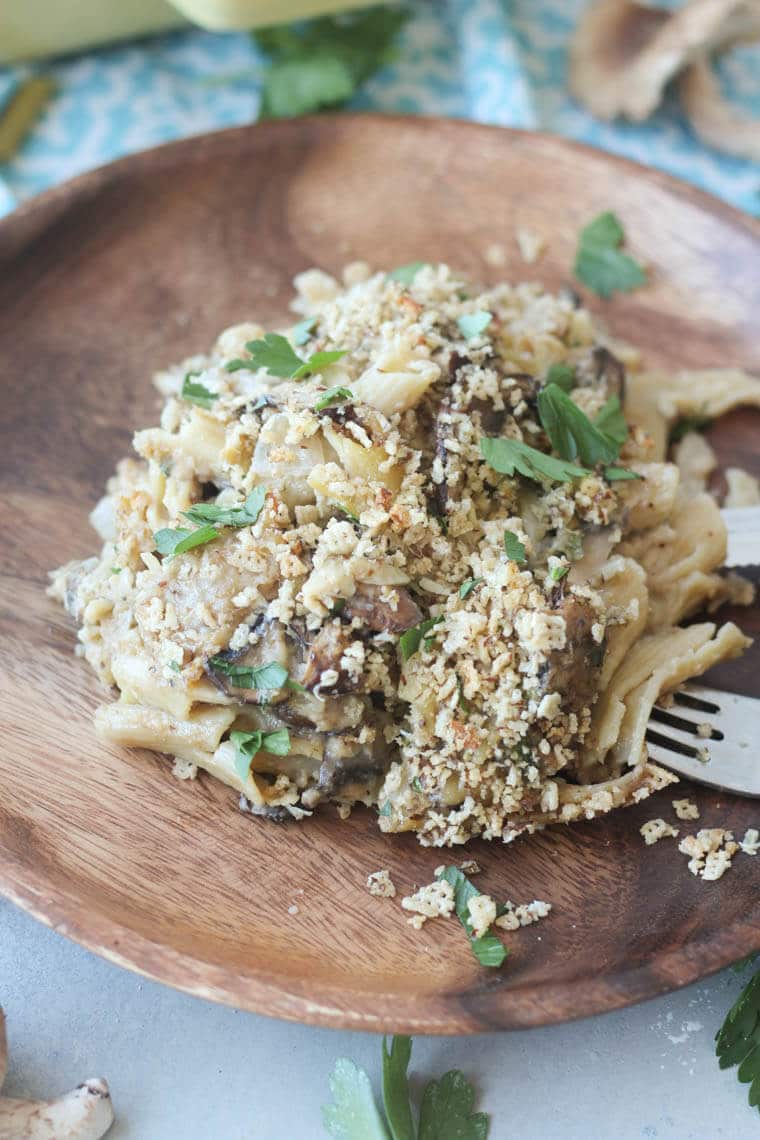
[569,0,758,121]
[0,1007,114,1139]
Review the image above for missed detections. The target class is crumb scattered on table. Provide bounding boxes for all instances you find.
[515,227,546,264]
[640,818,679,845]
[740,828,759,856]
[495,900,552,931]
[679,828,738,880]
[401,879,455,929]
[672,798,700,821]
[367,869,396,898]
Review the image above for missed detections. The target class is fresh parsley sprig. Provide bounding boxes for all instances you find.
[537,382,619,467]
[436,866,508,969]
[183,486,266,528]
[457,311,492,340]
[225,332,346,380]
[574,211,647,299]
[399,617,444,662]
[716,958,760,1115]
[209,658,289,691]
[315,386,354,412]
[545,362,576,391]
[480,436,589,484]
[181,372,217,409]
[230,728,291,782]
[153,523,219,557]
[504,530,527,564]
[459,577,484,600]
[323,1035,490,1139]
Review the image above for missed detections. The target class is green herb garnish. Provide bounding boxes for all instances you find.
[549,564,570,582]
[314,386,354,412]
[322,1035,490,1139]
[411,777,423,793]
[537,383,620,466]
[594,394,628,447]
[716,959,760,1115]
[399,617,444,662]
[183,486,266,528]
[292,316,317,346]
[574,211,647,299]
[153,524,219,557]
[480,436,589,484]
[545,362,576,391]
[457,311,492,340]
[388,261,427,284]
[669,414,713,444]
[254,7,409,120]
[230,727,291,782]
[181,372,217,409]
[503,530,527,564]
[226,332,347,380]
[458,577,484,600]
[436,866,508,969]
[604,466,642,481]
[209,659,289,691]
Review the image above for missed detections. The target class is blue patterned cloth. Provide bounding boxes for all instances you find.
[1,0,758,218]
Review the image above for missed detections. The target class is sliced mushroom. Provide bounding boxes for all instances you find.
[679,54,760,162]
[574,346,626,401]
[206,616,293,703]
[302,620,356,692]
[304,721,397,806]
[569,0,756,121]
[538,595,605,714]
[342,584,422,634]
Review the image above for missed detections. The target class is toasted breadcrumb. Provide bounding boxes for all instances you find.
[401,879,455,928]
[172,758,198,781]
[495,899,552,931]
[672,798,700,821]
[640,818,679,845]
[467,894,497,939]
[696,722,713,739]
[516,227,546,265]
[679,828,738,880]
[459,859,481,875]
[367,869,396,898]
[740,828,759,856]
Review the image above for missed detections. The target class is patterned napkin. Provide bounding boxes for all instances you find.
[0,0,758,217]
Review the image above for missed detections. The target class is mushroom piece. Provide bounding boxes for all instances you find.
[574,346,627,401]
[0,1007,114,1139]
[679,54,760,162]
[538,595,605,715]
[341,585,422,634]
[569,0,758,121]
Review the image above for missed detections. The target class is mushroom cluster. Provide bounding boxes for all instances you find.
[0,1008,114,1139]
[570,0,760,161]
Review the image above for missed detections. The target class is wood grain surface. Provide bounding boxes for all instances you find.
[0,115,758,1034]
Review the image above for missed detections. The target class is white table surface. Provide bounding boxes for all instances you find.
[1,898,755,1139]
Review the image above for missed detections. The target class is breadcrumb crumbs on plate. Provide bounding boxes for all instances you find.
[459,859,481,875]
[467,894,497,940]
[672,798,700,821]
[366,869,397,898]
[515,227,547,265]
[401,879,455,928]
[678,828,738,880]
[640,818,679,845]
[495,899,552,931]
[740,827,760,856]
[172,758,197,781]
[696,722,713,739]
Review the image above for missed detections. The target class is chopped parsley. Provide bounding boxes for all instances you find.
[399,616,444,661]
[574,211,647,299]
[291,316,317,346]
[604,466,642,481]
[436,866,508,969]
[226,332,346,379]
[338,503,360,524]
[411,776,423,793]
[110,566,122,575]
[230,727,290,782]
[387,261,427,284]
[480,436,589,484]
[503,530,527,564]
[594,394,628,447]
[153,523,218,557]
[457,310,492,339]
[545,362,576,391]
[549,564,570,582]
[183,486,266,528]
[208,659,289,691]
[314,386,354,412]
[458,577,484,600]
[181,372,217,409]
[537,382,620,466]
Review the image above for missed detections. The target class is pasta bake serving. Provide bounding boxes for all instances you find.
[51,262,757,847]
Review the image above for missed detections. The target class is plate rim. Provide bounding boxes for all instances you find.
[2,112,759,1035]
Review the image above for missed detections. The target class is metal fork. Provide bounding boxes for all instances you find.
[646,684,760,797]
[722,505,760,569]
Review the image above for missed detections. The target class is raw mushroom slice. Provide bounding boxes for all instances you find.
[569,0,759,121]
[679,54,760,161]
[0,1007,114,1139]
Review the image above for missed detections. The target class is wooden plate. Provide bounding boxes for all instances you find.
[1,115,759,1034]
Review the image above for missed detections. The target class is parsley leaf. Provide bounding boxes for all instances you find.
[153,524,218,557]
[227,333,347,380]
[457,311,492,339]
[399,617,444,662]
[594,394,628,447]
[436,866,508,969]
[480,436,589,484]
[209,659,289,691]
[230,727,291,782]
[716,963,760,1115]
[503,530,527,564]
[537,383,620,466]
[387,262,427,284]
[183,486,266,528]
[255,8,408,121]
[550,563,570,582]
[419,1070,490,1140]
[181,372,217,409]
[459,577,483,600]
[292,316,317,346]
[574,211,647,298]
[322,1057,390,1140]
[604,466,642,481]
[314,386,354,412]
[545,362,576,391]
[382,1036,415,1140]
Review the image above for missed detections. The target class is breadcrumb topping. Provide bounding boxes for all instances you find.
[367,869,397,898]
[640,818,679,845]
